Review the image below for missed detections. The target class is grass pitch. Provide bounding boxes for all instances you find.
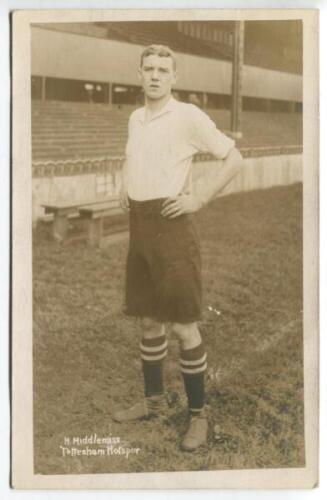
[33,183,304,474]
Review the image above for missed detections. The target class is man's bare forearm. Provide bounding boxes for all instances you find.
[194,147,243,207]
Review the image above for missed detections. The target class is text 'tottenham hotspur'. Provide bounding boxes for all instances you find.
[59,434,141,459]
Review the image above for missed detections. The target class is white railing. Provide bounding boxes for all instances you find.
[32,145,302,178]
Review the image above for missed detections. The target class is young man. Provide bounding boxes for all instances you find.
[113,45,243,451]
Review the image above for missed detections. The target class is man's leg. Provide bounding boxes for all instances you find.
[141,321,167,399]
[172,322,208,451]
[112,320,168,422]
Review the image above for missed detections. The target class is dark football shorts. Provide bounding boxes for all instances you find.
[124,197,202,324]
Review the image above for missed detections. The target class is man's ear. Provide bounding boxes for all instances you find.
[172,70,178,85]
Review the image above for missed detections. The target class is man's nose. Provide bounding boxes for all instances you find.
[151,69,159,80]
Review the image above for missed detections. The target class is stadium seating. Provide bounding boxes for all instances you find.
[100,22,232,62]
[97,21,300,74]
[32,100,302,162]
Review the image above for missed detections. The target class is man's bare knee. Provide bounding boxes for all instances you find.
[172,322,199,343]
[141,320,166,339]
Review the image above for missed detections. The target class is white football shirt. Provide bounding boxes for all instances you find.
[124,97,235,201]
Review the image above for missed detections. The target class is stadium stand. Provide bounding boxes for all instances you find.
[43,21,301,74]
[32,100,302,162]
[103,21,233,60]
[41,22,232,63]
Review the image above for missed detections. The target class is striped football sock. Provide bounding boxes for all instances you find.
[180,342,207,416]
[140,334,168,397]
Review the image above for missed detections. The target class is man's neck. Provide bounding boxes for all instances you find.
[144,94,172,120]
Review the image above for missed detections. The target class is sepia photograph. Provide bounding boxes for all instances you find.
[11,8,319,489]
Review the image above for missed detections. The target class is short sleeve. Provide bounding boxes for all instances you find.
[188,105,235,159]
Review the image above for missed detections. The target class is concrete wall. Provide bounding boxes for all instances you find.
[33,154,302,220]
[31,27,302,102]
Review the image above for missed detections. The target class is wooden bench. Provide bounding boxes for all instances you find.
[42,197,116,242]
[79,200,128,247]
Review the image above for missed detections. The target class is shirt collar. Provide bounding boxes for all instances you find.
[138,96,178,124]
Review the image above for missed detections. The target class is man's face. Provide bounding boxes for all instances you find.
[138,54,177,101]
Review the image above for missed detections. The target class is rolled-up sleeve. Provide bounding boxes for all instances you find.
[189,105,235,159]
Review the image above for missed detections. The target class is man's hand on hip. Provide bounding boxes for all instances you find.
[161,193,203,219]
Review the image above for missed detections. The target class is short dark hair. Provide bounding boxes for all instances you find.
[140,44,176,70]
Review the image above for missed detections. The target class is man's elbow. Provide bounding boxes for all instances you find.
[231,146,243,163]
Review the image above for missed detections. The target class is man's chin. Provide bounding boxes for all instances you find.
[145,89,165,99]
